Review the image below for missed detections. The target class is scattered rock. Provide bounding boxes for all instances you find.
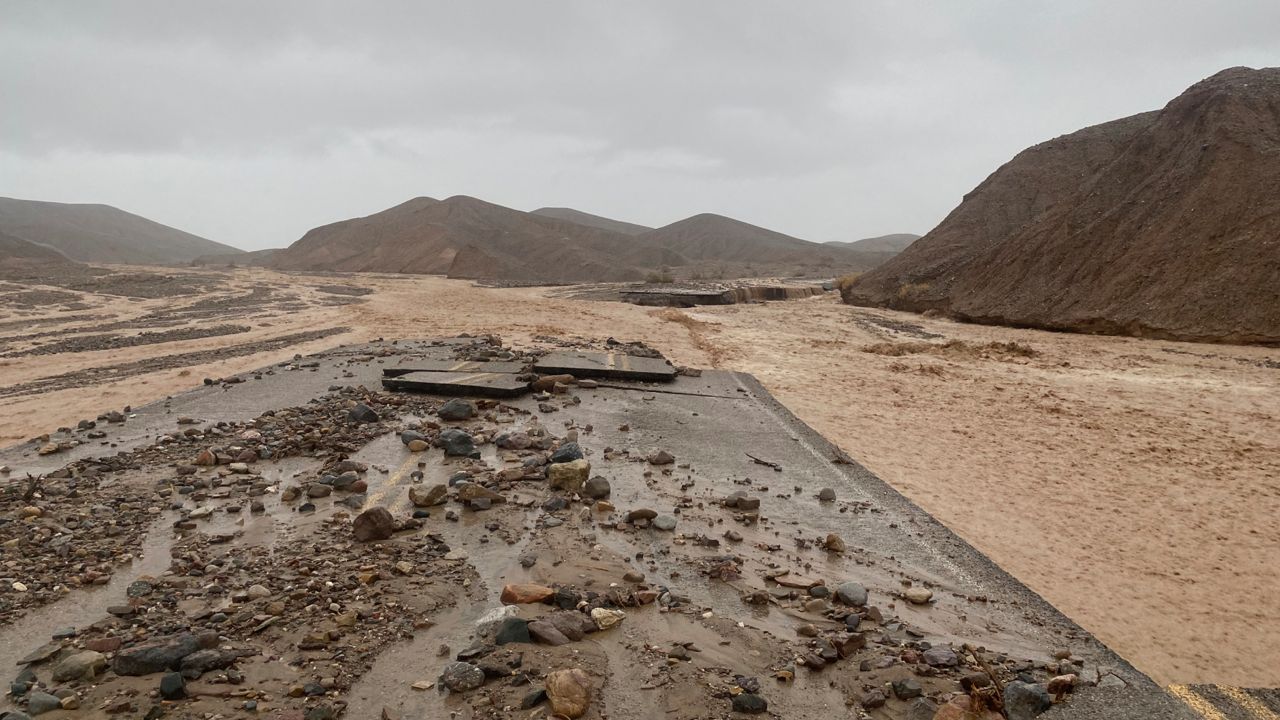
[818,487,836,502]
[549,442,584,463]
[438,428,479,458]
[437,398,477,421]
[1004,681,1052,720]
[408,484,447,507]
[590,608,626,630]
[583,476,611,499]
[652,514,677,531]
[647,450,675,465]
[348,403,380,424]
[52,650,106,682]
[160,671,187,700]
[732,693,769,714]
[500,583,555,605]
[904,586,934,605]
[26,691,61,716]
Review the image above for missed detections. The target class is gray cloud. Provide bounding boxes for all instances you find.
[2,1,1278,249]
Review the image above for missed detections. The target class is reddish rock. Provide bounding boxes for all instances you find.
[500,583,555,605]
[353,507,395,542]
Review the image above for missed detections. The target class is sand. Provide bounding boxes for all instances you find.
[1,267,1276,686]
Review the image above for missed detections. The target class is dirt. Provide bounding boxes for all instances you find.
[0,267,1276,689]
[844,66,1280,344]
[5,324,252,357]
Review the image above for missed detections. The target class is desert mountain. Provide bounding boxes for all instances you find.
[843,67,1280,344]
[531,207,653,236]
[273,196,892,283]
[827,233,920,253]
[271,196,645,283]
[0,197,240,265]
[193,248,279,268]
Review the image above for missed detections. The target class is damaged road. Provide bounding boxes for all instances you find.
[0,337,1203,719]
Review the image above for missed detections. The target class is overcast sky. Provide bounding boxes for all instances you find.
[2,2,1278,251]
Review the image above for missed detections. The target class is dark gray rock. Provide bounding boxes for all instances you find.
[400,430,427,446]
[1004,681,1052,720]
[439,661,485,692]
[113,634,201,676]
[347,403,379,424]
[549,442,583,464]
[160,671,186,700]
[437,398,477,421]
[906,698,939,720]
[583,476,611,499]
[731,693,768,714]
[495,617,531,645]
[891,677,923,699]
[438,428,479,458]
[922,645,959,667]
[26,691,61,716]
[835,581,868,606]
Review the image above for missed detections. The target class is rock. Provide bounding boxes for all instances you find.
[590,608,626,630]
[521,688,548,709]
[581,476,611,499]
[113,633,201,675]
[500,583,555,605]
[407,439,429,452]
[400,430,427,446]
[52,650,106,682]
[348,403,380,423]
[923,645,959,667]
[545,668,591,719]
[495,617,531,645]
[60,696,80,710]
[652,514,677,531]
[824,533,846,552]
[934,695,1004,720]
[437,398,477,421]
[527,620,572,646]
[408,484,447,507]
[647,449,675,465]
[160,671,187,700]
[438,428,479,458]
[26,691,61,716]
[892,677,923,699]
[732,693,768,714]
[904,587,934,604]
[861,688,886,709]
[439,662,485,693]
[1004,681,1052,720]
[180,648,248,674]
[625,508,658,523]
[496,431,532,450]
[456,482,505,504]
[623,570,645,583]
[353,507,395,542]
[547,459,590,493]
[818,487,836,501]
[550,442,584,464]
[306,483,332,498]
[905,698,938,720]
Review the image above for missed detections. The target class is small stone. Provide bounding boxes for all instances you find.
[438,428,479,458]
[652,514,677,531]
[647,449,675,465]
[904,586,934,604]
[52,650,106,682]
[824,533,846,552]
[545,668,591,718]
[549,442,584,463]
[495,617,531,645]
[731,693,768,714]
[437,398,477,421]
[923,645,959,667]
[836,581,868,606]
[27,691,62,715]
[408,484,447,507]
[590,608,626,631]
[406,439,429,452]
[501,583,555,604]
[583,476,611,499]
[439,662,485,692]
[348,403,380,423]
[160,671,187,700]
[818,487,836,502]
[861,688,886,709]
[892,677,923,699]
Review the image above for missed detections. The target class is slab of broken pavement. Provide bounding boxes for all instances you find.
[0,336,1210,719]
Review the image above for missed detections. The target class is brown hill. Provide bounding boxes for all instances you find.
[827,233,920,253]
[0,197,240,265]
[271,196,644,283]
[843,67,1280,344]
[531,207,653,236]
[193,248,279,268]
[635,214,887,277]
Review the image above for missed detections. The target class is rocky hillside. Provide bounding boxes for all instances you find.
[843,67,1280,344]
[0,230,86,280]
[0,197,240,265]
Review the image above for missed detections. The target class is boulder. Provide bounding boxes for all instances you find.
[352,507,395,542]
[438,428,479,458]
[113,633,202,676]
[547,460,590,493]
[439,662,485,693]
[52,651,106,682]
[408,484,447,507]
[500,583,555,605]
[347,403,379,424]
[545,668,592,719]
[437,398,477,421]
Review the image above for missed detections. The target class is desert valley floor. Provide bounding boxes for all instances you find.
[1,265,1276,689]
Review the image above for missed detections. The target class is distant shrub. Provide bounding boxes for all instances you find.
[836,272,863,291]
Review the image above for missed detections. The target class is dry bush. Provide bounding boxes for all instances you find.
[835,273,862,291]
[896,281,931,300]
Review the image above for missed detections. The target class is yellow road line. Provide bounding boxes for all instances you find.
[1169,685,1230,720]
[1221,686,1280,720]
[367,453,419,507]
